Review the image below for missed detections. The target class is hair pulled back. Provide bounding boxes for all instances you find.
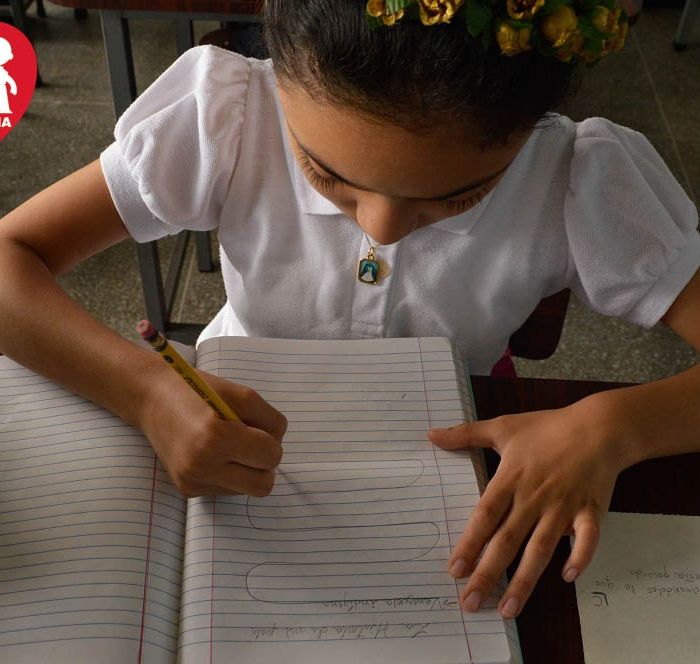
[264,0,579,146]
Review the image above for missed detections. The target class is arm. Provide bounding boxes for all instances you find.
[429,267,700,619]
[0,160,285,495]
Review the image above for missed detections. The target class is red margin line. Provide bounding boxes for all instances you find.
[137,454,158,663]
[209,496,216,664]
[418,338,474,663]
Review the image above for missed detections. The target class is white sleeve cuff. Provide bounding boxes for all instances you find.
[627,229,700,327]
[99,142,176,244]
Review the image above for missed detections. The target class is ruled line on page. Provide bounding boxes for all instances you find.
[177,337,514,664]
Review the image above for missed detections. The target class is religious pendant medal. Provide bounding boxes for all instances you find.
[358,244,380,285]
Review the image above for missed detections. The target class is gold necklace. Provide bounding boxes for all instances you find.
[357,232,381,285]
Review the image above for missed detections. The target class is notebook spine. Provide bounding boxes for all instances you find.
[449,342,525,664]
[448,342,490,496]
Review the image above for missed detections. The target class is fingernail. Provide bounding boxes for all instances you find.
[462,590,482,612]
[563,567,578,583]
[501,597,519,618]
[449,559,467,578]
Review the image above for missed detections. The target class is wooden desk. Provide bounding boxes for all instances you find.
[47,0,262,342]
[470,376,700,663]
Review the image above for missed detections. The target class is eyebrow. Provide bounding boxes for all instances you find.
[292,132,513,201]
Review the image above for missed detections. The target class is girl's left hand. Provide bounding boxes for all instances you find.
[428,397,626,619]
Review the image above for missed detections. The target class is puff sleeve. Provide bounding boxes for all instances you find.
[99,46,250,243]
[565,118,700,327]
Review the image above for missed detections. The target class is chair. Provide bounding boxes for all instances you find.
[1,0,87,88]
[2,0,45,33]
[509,289,571,360]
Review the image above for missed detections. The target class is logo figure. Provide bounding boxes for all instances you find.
[0,23,37,141]
[0,38,18,115]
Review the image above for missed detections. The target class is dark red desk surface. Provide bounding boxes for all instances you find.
[48,0,260,12]
[470,375,700,664]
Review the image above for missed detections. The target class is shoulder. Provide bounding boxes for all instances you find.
[101,47,277,236]
[114,47,274,143]
[560,116,699,327]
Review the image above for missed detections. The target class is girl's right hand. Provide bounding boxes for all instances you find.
[137,366,287,497]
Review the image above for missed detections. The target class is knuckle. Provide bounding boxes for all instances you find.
[172,475,200,498]
[471,569,500,589]
[496,527,520,552]
[583,509,602,534]
[251,470,276,497]
[476,501,503,529]
[530,535,556,559]
[178,445,207,478]
[491,415,512,437]
[269,442,284,467]
[275,412,288,439]
[238,386,261,408]
[508,577,535,599]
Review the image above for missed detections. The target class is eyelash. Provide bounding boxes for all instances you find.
[298,152,339,193]
[298,152,489,210]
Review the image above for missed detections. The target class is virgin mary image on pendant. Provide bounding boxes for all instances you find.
[358,258,379,284]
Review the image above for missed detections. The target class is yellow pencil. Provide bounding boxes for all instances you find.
[136,320,239,421]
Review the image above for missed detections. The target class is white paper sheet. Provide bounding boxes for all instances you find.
[180,336,520,664]
[575,511,700,664]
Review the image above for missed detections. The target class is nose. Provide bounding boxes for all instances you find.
[355,194,417,245]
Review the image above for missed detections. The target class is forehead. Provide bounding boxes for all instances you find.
[277,82,527,200]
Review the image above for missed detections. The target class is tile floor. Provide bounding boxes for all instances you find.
[1,4,699,382]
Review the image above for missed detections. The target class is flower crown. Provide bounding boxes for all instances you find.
[366,0,629,64]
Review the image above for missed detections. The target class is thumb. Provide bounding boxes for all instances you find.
[428,419,502,451]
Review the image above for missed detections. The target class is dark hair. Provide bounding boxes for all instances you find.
[264,0,580,147]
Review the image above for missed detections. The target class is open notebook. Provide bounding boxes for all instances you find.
[0,336,522,663]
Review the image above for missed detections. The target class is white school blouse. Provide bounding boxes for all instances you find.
[100,46,700,375]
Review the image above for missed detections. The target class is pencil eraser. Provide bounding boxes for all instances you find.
[136,319,157,341]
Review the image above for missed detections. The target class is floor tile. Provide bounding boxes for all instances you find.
[632,8,700,141]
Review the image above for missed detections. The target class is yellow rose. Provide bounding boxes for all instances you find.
[555,31,585,62]
[506,0,545,21]
[417,0,465,25]
[591,6,610,33]
[541,5,578,48]
[366,0,406,26]
[607,16,628,51]
[496,22,533,56]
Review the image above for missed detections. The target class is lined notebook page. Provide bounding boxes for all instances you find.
[180,336,520,664]
[0,357,185,664]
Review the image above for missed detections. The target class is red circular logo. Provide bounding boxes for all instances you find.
[0,23,37,142]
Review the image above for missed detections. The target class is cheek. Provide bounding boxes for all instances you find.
[314,186,359,217]
[311,184,468,230]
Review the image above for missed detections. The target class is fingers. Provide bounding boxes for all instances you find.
[496,511,567,618]
[218,420,284,470]
[562,508,601,583]
[194,465,277,498]
[448,482,512,578]
[456,509,534,615]
[168,420,280,497]
[428,417,507,451]
[201,372,288,441]
[164,408,284,497]
[452,504,602,620]
[174,469,276,498]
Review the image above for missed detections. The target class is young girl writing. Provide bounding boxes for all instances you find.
[1,0,699,623]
